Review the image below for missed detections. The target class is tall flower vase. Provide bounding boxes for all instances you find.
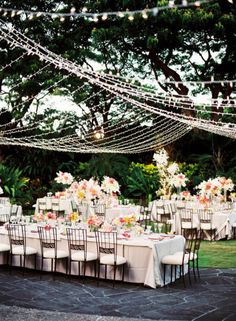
[224,189,227,202]
[177,187,181,199]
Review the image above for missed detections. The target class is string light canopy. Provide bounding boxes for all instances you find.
[0,19,235,154]
[0,0,213,22]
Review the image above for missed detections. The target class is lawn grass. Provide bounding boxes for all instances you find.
[199,240,236,268]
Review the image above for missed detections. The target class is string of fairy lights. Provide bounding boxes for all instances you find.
[0,12,236,153]
[0,0,214,23]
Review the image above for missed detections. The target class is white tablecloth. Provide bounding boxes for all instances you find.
[174,210,236,240]
[0,225,185,288]
[0,205,22,218]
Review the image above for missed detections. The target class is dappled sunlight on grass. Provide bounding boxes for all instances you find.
[199,240,236,268]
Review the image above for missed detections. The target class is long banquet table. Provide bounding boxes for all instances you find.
[0,225,185,288]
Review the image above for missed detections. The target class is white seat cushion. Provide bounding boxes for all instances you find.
[100,254,126,266]
[12,245,37,255]
[174,251,197,260]
[162,253,189,265]
[0,243,10,252]
[71,251,97,262]
[200,223,215,230]
[181,222,198,229]
[43,249,68,259]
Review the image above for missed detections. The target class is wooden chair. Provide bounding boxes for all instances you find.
[95,231,126,287]
[94,204,106,219]
[37,226,68,279]
[8,224,37,275]
[179,208,197,236]
[66,228,97,280]
[162,229,197,287]
[198,209,216,241]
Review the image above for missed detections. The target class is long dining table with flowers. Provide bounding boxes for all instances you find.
[0,218,185,288]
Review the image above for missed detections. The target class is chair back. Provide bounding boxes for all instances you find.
[38,200,47,211]
[66,228,87,260]
[156,202,172,223]
[51,199,60,211]
[94,204,106,218]
[10,205,20,217]
[0,214,10,225]
[95,231,118,261]
[0,197,10,205]
[198,209,213,224]
[37,226,57,256]
[7,224,26,253]
[179,208,193,223]
[183,228,197,262]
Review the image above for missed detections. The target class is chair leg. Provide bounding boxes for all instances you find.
[188,262,191,285]
[192,259,197,281]
[94,260,97,278]
[163,264,166,286]
[97,263,100,287]
[170,265,173,283]
[40,257,44,280]
[34,254,37,271]
[122,264,125,282]
[113,264,117,288]
[196,258,200,278]
[23,255,26,277]
[182,265,186,288]
[83,261,86,283]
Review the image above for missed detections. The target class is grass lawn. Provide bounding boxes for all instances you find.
[199,240,236,268]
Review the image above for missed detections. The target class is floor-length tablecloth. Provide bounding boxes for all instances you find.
[0,225,184,288]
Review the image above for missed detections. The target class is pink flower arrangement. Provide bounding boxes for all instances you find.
[46,212,57,220]
[171,173,187,188]
[44,224,52,231]
[54,171,74,185]
[101,176,120,195]
[32,212,44,222]
[87,215,103,228]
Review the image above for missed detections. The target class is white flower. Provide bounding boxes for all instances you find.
[0,186,3,195]
[171,173,187,188]
[153,149,169,167]
[101,176,120,195]
[55,171,74,185]
[167,162,179,175]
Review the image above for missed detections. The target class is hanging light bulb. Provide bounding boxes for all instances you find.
[142,10,148,19]
[11,11,16,17]
[102,13,108,21]
[182,0,188,6]
[117,12,125,18]
[169,0,175,7]
[93,14,98,22]
[70,7,76,14]
[16,10,23,15]
[82,7,88,13]
[28,14,34,20]
[128,14,134,21]
[3,11,8,16]
[60,16,65,22]
[36,12,43,17]
[194,1,201,7]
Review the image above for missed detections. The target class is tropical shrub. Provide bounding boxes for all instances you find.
[0,164,31,205]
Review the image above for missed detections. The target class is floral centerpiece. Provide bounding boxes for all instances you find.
[112,213,138,231]
[32,212,45,222]
[67,212,79,223]
[76,178,101,204]
[153,148,185,199]
[101,176,120,196]
[218,177,234,201]
[170,173,188,194]
[55,171,74,186]
[87,214,103,232]
[196,177,233,202]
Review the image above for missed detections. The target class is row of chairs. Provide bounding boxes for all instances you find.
[162,229,202,287]
[38,199,107,218]
[1,225,126,287]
